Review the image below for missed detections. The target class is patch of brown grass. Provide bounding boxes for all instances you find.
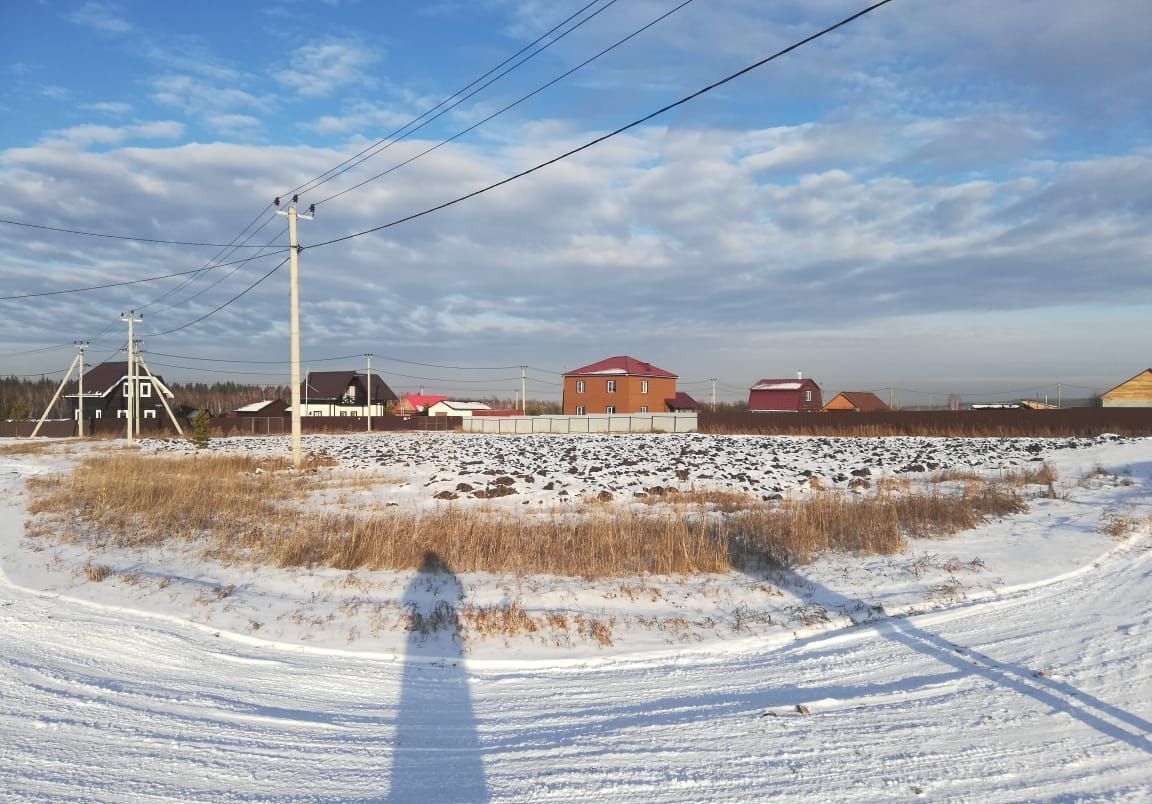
[0,440,55,456]
[27,452,1033,578]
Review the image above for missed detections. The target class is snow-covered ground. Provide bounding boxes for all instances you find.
[1,433,1150,801]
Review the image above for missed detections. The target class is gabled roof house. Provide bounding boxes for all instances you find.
[1100,369,1152,408]
[62,361,174,421]
[747,376,822,412]
[394,394,450,415]
[823,391,889,412]
[299,370,397,417]
[562,356,680,415]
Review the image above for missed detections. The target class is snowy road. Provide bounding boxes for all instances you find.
[2,531,1150,801]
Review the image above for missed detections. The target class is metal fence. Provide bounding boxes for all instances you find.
[698,409,1152,437]
[461,413,698,434]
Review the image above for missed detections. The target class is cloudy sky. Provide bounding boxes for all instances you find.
[1,0,1149,404]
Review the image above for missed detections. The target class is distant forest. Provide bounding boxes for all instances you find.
[0,376,563,419]
[0,376,290,420]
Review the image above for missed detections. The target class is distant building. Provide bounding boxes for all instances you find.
[562,356,679,415]
[747,376,822,412]
[394,394,450,416]
[1100,369,1152,408]
[665,392,699,412]
[62,361,173,422]
[426,400,492,418]
[823,391,889,412]
[234,399,288,417]
[299,371,397,417]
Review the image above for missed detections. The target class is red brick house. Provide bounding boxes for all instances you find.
[747,376,823,412]
[563,356,679,415]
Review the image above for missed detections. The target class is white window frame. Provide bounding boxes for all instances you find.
[804,390,813,402]
[575,405,585,416]
[575,380,585,394]
[310,409,324,416]
[122,383,130,396]
[94,410,102,419]
[640,380,648,394]
[639,405,648,413]
[606,380,617,393]
[139,382,152,397]
[143,409,156,419]
[605,405,616,414]
[116,409,127,419]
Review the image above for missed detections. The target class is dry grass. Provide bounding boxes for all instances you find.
[0,440,56,456]
[28,452,1033,578]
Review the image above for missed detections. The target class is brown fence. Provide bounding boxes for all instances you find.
[1,415,463,439]
[698,409,1152,438]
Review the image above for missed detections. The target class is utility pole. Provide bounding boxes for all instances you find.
[121,311,142,443]
[1057,383,1062,409]
[31,346,84,438]
[136,356,185,436]
[366,353,372,433]
[276,198,313,469]
[76,342,87,437]
[520,366,527,415]
[889,387,895,411]
[710,378,717,411]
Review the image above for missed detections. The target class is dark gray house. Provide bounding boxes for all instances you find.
[298,370,398,417]
[62,361,174,422]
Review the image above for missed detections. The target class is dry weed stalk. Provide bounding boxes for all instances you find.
[28,452,1033,578]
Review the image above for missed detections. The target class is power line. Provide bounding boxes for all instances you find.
[315,0,687,207]
[280,0,611,201]
[304,0,896,251]
[143,351,365,365]
[0,249,289,301]
[0,217,286,248]
[146,257,289,337]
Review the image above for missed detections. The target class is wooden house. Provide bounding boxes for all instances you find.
[1100,369,1152,407]
[299,371,397,417]
[747,376,823,412]
[823,391,889,412]
[562,356,678,415]
[62,361,173,422]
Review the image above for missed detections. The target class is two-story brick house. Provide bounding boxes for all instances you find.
[562,356,679,415]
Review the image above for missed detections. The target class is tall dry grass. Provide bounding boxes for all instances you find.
[27,453,1031,577]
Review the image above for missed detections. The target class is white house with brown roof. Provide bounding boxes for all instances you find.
[297,370,397,417]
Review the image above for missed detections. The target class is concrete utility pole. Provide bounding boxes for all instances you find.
[520,366,527,415]
[366,353,372,433]
[76,342,87,437]
[276,200,313,469]
[121,311,142,443]
[711,378,717,411]
[31,346,84,438]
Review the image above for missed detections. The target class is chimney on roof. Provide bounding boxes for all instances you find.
[796,370,803,380]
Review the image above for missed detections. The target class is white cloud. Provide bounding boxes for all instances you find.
[82,101,134,117]
[273,40,381,99]
[65,2,132,34]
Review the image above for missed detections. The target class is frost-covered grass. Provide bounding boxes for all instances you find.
[27,450,1032,577]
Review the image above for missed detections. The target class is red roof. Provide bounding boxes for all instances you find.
[665,392,699,411]
[825,391,890,412]
[564,355,676,379]
[396,394,449,413]
[748,378,821,412]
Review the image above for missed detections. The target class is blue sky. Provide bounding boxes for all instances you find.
[1,0,1149,404]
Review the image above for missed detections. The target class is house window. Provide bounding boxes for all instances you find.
[606,380,617,393]
[641,380,648,394]
[575,405,585,416]
[605,405,616,414]
[94,410,102,419]
[575,380,585,394]
[310,410,324,416]
[140,383,152,398]
[123,383,130,396]
[143,409,156,419]
[117,410,127,418]
[804,390,812,402]
[639,406,648,413]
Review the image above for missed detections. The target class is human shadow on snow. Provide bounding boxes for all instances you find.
[386,551,488,803]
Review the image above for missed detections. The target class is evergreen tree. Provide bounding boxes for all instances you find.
[189,409,212,449]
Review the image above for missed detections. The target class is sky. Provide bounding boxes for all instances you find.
[0,0,1149,405]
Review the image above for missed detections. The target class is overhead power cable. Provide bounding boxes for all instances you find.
[304,0,896,251]
[0,249,289,301]
[143,351,365,365]
[315,0,688,207]
[146,257,290,337]
[0,217,285,248]
[279,0,611,201]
